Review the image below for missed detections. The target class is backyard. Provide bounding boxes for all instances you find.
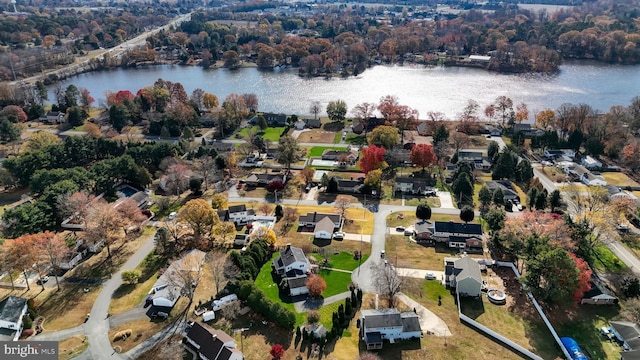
[385,234,484,270]
[238,126,285,142]
[296,129,337,143]
[308,146,349,158]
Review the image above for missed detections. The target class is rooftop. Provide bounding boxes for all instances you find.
[0,296,27,324]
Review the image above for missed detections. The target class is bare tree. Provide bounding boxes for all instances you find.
[85,200,125,258]
[220,300,241,320]
[207,252,228,295]
[310,101,322,119]
[372,263,403,308]
[334,195,352,220]
[167,250,206,306]
[36,232,67,291]
[57,191,96,228]
[194,155,215,190]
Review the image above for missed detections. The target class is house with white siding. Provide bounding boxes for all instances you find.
[360,308,422,350]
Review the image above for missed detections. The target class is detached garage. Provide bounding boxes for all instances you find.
[314,217,335,240]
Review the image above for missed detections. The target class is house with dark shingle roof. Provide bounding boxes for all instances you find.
[185,322,243,360]
[245,173,287,187]
[228,204,251,224]
[272,244,310,276]
[299,212,342,228]
[284,275,309,296]
[433,221,482,239]
[360,308,422,350]
[610,321,640,352]
[0,296,28,341]
[484,181,520,202]
[394,177,434,195]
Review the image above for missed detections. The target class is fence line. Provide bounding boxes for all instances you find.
[494,261,572,360]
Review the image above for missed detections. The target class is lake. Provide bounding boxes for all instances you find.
[50,61,640,119]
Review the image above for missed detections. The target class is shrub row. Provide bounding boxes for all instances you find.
[237,280,296,329]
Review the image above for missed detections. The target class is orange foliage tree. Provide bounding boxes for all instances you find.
[306,275,327,297]
[570,253,592,304]
[359,145,387,174]
[409,144,437,170]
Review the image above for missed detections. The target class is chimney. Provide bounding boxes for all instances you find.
[286,243,291,251]
[313,212,317,222]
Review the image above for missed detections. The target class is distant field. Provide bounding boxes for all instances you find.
[238,126,284,142]
[601,172,640,188]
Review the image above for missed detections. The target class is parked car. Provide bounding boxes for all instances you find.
[404,227,414,236]
[333,231,345,240]
[168,212,177,220]
[380,250,386,259]
[425,272,436,280]
[395,226,405,232]
[36,276,50,285]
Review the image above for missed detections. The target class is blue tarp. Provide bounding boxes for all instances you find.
[560,337,588,360]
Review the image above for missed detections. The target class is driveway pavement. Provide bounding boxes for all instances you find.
[437,190,455,209]
[396,268,445,283]
[396,293,451,336]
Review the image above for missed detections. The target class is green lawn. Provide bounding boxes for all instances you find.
[309,251,369,271]
[316,268,353,297]
[308,146,346,158]
[238,126,285,142]
[345,134,367,145]
[592,244,628,273]
[553,306,621,360]
[254,253,353,326]
[333,132,342,143]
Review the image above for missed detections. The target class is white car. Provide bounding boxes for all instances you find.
[168,212,177,220]
[333,232,346,240]
[425,272,436,280]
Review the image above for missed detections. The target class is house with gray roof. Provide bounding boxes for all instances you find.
[485,181,520,202]
[284,275,309,296]
[394,177,434,195]
[433,221,482,239]
[272,244,310,277]
[149,250,206,308]
[444,257,482,297]
[610,321,640,352]
[360,308,422,350]
[0,296,28,341]
[299,212,342,239]
[458,149,491,171]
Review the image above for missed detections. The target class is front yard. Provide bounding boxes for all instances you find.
[238,126,285,142]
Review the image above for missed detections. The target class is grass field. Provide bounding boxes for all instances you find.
[254,254,306,325]
[309,251,369,271]
[601,172,640,187]
[592,244,629,273]
[385,234,483,270]
[238,126,285,142]
[308,146,348,158]
[58,335,89,360]
[345,134,367,145]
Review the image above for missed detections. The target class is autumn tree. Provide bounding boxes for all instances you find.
[80,88,95,109]
[515,102,529,123]
[122,270,141,284]
[334,195,352,220]
[166,249,205,306]
[6,235,38,291]
[377,95,417,143]
[306,275,327,297]
[210,193,227,210]
[85,200,125,258]
[367,125,399,149]
[326,100,347,123]
[535,109,556,129]
[84,122,101,138]
[359,145,387,174]
[207,251,238,295]
[494,96,514,125]
[364,168,382,191]
[276,135,300,173]
[57,191,95,229]
[163,163,192,196]
[115,198,147,234]
[178,199,217,238]
[23,131,61,153]
[409,144,437,171]
[270,344,285,360]
[351,102,376,129]
[299,167,315,185]
[373,263,403,308]
[252,226,277,246]
[211,221,236,248]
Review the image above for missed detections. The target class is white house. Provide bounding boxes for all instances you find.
[285,275,309,296]
[185,322,243,360]
[294,120,306,130]
[360,308,422,350]
[299,212,341,229]
[581,172,607,186]
[228,204,252,224]
[272,244,310,276]
[0,296,28,341]
[313,216,335,240]
[445,257,482,298]
[150,250,206,308]
[581,155,602,169]
[433,221,483,239]
[58,251,84,270]
[40,111,65,124]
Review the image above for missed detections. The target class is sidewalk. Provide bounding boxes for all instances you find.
[293,291,352,313]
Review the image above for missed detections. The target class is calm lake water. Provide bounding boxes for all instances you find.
[50,61,640,119]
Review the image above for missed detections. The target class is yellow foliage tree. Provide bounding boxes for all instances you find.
[210,193,227,210]
[178,199,218,237]
[22,131,61,153]
[253,226,277,245]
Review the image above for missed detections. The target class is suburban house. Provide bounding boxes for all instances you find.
[58,250,85,270]
[394,177,434,195]
[273,244,311,277]
[360,308,422,350]
[304,118,322,128]
[606,185,640,204]
[581,278,618,305]
[299,212,342,231]
[284,275,310,296]
[581,155,603,169]
[149,250,206,308]
[609,321,640,352]
[512,123,544,137]
[321,148,359,165]
[185,322,243,360]
[457,149,491,171]
[433,221,483,240]
[313,216,336,240]
[331,177,365,194]
[413,221,434,244]
[40,111,65,124]
[385,147,411,167]
[228,204,253,224]
[210,141,235,153]
[273,244,311,296]
[245,173,287,188]
[445,257,483,297]
[448,236,484,253]
[259,113,288,127]
[217,210,230,222]
[352,117,385,134]
[484,181,520,202]
[0,296,28,341]
[562,163,607,186]
[482,125,503,136]
[544,149,576,161]
[294,119,306,130]
[416,121,431,136]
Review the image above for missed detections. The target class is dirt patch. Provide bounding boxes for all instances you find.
[58,335,89,360]
[297,129,337,143]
